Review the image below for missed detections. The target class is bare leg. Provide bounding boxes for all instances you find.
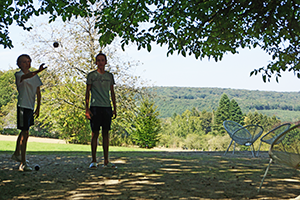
[13,132,22,156]
[102,130,109,165]
[91,131,99,163]
[20,130,29,164]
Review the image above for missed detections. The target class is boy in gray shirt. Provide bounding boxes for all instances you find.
[85,52,117,169]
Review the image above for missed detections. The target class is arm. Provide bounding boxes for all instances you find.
[110,84,117,119]
[34,86,41,118]
[85,84,92,119]
[21,63,47,82]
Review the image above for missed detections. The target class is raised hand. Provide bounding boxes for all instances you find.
[39,63,47,72]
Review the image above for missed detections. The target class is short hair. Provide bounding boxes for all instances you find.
[17,54,31,67]
[95,52,107,62]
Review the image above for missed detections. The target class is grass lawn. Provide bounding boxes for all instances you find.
[0,141,299,199]
[0,140,157,154]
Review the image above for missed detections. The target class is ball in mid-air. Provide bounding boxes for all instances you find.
[35,164,40,171]
[53,42,59,48]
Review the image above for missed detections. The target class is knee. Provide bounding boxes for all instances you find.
[102,130,109,137]
[21,130,29,137]
[91,132,99,139]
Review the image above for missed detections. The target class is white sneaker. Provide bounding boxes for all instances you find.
[102,163,117,168]
[11,154,29,163]
[19,163,32,172]
[89,162,97,169]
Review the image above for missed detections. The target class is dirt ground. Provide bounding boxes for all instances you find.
[0,136,300,200]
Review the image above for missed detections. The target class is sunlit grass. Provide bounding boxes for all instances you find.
[0,140,161,154]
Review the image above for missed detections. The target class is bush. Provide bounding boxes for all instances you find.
[158,133,233,151]
[183,134,203,150]
[182,134,230,151]
[206,135,231,151]
[157,134,183,148]
[2,128,19,135]
[30,126,59,138]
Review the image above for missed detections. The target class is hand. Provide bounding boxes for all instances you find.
[85,109,93,120]
[39,63,47,72]
[112,110,117,119]
[34,109,40,118]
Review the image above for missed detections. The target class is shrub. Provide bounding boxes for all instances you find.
[158,134,183,148]
[207,135,231,151]
[183,134,203,150]
[2,128,19,135]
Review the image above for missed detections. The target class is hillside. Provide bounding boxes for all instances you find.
[150,86,300,122]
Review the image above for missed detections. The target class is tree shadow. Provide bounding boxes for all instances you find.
[0,151,299,199]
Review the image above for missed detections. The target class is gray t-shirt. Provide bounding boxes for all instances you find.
[86,70,115,107]
[15,70,43,110]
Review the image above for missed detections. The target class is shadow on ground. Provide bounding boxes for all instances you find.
[0,151,299,199]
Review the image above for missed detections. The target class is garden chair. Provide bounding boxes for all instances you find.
[256,123,291,156]
[223,120,263,157]
[258,124,300,192]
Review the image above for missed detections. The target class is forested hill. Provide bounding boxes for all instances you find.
[150,87,300,122]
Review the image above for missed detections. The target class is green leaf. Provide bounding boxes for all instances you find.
[181,50,186,57]
[262,75,266,83]
[147,43,151,52]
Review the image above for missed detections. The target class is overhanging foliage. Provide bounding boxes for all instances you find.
[1,0,300,80]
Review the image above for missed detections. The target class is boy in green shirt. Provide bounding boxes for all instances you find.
[85,52,117,168]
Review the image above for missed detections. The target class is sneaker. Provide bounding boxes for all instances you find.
[11,154,29,163]
[89,162,97,169]
[19,163,32,172]
[102,163,117,169]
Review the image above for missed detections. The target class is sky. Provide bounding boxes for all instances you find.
[124,44,300,92]
[1,21,300,93]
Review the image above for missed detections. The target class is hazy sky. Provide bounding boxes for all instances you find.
[1,21,299,93]
[124,44,299,92]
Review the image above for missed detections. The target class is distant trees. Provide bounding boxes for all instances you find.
[158,92,284,150]
[159,106,214,149]
[152,87,300,122]
[161,109,204,138]
[244,111,281,132]
[199,110,213,134]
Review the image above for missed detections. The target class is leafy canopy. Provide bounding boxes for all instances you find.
[2,0,300,80]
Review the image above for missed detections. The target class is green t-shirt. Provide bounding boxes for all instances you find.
[86,70,115,107]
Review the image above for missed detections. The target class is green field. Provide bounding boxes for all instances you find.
[0,140,161,154]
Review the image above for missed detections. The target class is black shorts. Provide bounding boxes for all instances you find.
[90,107,112,132]
[17,107,34,131]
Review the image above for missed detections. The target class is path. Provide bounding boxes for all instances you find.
[0,134,67,144]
